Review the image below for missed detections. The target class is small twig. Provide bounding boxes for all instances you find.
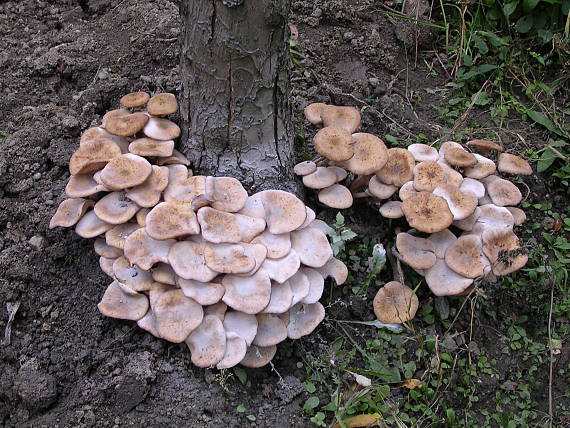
[388,247,405,284]
[2,302,21,346]
[452,79,491,132]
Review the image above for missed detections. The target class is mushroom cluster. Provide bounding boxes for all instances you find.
[299,103,531,296]
[50,92,347,369]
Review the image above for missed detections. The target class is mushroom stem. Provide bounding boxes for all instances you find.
[312,155,328,166]
[388,247,405,284]
[352,191,370,199]
[349,174,373,192]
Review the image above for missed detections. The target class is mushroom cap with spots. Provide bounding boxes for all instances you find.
[413,161,445,192]
[312,127,354,162]
[342,133,388,175]
[105,112,149,137]
[69,138,122,175]
[444,234,490,278]
[444,147,477,167]
[485,177,522,206]
[303,102,327,126]
[294,161,317,176]
[396,233,437,270]
[120,91,150,109]
[375,148,415,187]
[128,138,174,158]
[432,184,478,221]
[99,153,153,190]
[463,154,497,179]
[303,167,338,189]
[497,153,532,175]
[373,281,418,324]
[287,302,326,339]
[482,228,528,276]
[147,93,178,116]
[401,192,453,233]
[320,105,361,133]
[318,184,353,209]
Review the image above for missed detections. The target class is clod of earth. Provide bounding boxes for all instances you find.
[50,92,347,369]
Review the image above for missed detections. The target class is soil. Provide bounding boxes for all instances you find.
[0,0,566,427]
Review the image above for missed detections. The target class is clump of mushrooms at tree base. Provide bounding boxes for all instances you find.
[298,102,531,324]
[50,92,348,369]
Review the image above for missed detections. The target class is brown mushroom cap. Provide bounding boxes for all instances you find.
[408,143,439,162]
[253,314,288,347]
[99,153,153,190]
[256,190,307,234]
[485,178,522,206]
[373,281,418,324]
[94,191,140,224]
[291,227,333,268]
[497,153,532,175]
[222,269,272,314]
[240,345,277,368]
[251,230,291,259]
[143,117,181,141]
[124,228,175,271]
[120,92,150,109]
[438,162,464,187]
[185,315,226,368]
[105,112,149,137]
[287,302,326,339]
[444,147,477,167]
[463,154,497,179]
[204,244,256,274]
[313,127,354,161]
[396,233,437,270]
[49,198,94,229]
[125,165,169,208]
[164,175,206,204]
[368,175,398,199]
[105,223,140,249]
[223,311,258,346]
[424,259,474,296]
[379,201,404,219]
[413,161,445,192]
[342,133,388,175]
[444,234,490,278]
[146,201,200,240]
[261,250,301,283]
[75,210,114,238]
[315,257,348,285]
[401,192,453,233]
[147,93,178,116]
[428,229,458,258]
[128,138,174,158]
[178,278,225,306]
[482,229,528,276]
[466,139,504,153]
[113,256,153,292]
[320,105,361,133]
[375,148,415,187]
[153,289,204,343]
[97,281,149,320]
[318,184,353,209]
[303,167,338,189]
[65,174,109,198]
[151,263,177,285]
[197,207,241,244]
[155,149,191,166]
[168,241,218,282]
[69,139,122,175]
[304,103,327,125]
[432,184,478,221]
[398,181,418,201]
[294,161,317,176]
[261,280,294,314]
[506,207,526,225]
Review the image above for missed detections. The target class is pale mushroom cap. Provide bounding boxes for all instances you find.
[408,143,439,162]
[444,234,489,279]
[253,314,287,347]
[146,201,200,240]
[298,207,317,229]
[376,148,415,187]
[99,153,153,190]
[240,345,277,368]
[124,228,175,271]
[287,302,326,339]
[113,256,153,292]
[320,105,361,133]
[497,153,532,175]
[303,167,338,189]
[99,256,116,277]
[97,281,149,320]
[120,91,150,108]
[105,223,140,249]
[125,165,169,208]
[460,178,485,200]
[482,229,528,276]
[438,162,464,187]
[288,270,311,306]
[368,175,398,200]
[151,263,177,285]
[69,139,122,175]
[315,257,348,285]
[147,93,178,116]
[94,238,123,258]
[401,192,453,233]
[261,249,301,283]
[444,147,477,167]
[222,269,272,314]
[128,138,175,157]
[204,243,255,274]
[105,112,149,137]
[261,280,294,314]
[473,204,514,233]
[143,117,181,141]
[217,332,248,369]
[425,259,474,296]
[204,302,228,321]
[379,201,404,219]
[49,198,94,229]
[168,241,218,282]
[453,206,481,231]
[300,268,325,304]
[197,207,241,244]
[223,311,258,346]
[65,174,109,198]
[328,166,348,182]
[185,315,226,368]
[251,230,291,259]
[463,154,497,179]
[432,184,478,221]
[155,149,190,166]
[153,289,204,343]
[413,161,445,192]
[304,103,327,125]
[312,127,354,161]
[428,229,458,258]
[291,227,333,268]
[178,278,225,306]
[373,281,419,324]
[506,207,526,225]
[211,176,249,212]
[294,161,317,176]
[396,233,437,270]
[164,175,206,204]
[486,178,522,206]
[75,210,114,238]
[342,133,388,175]
[236,243,268,277]
[94,191,140,224]
[398,181,418,201]
[318,184,353,209]
[257,190,307,234]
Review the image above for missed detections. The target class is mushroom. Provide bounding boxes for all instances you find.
[146,201,200,240]
[463,154,497,179]
[97,281,149,320]
[49,198,94,229]
[290,228,333,268]
[398,181,418,201]
[105,112,149,137]
[261,280,294,314]
[69,139,122,175]
[210,177,249,212]
[94,238,123,259]
[497,153,532,175]
[444,147,477,167]
[444,234,490,278]
[65,174,109,198]
[240,345,277,368]
[120,91,150,109]
[465,139,504,154]
[294,161,317,176]
[178,278,225,306]
[318,184,353,209]
[256,190,307,234]
[379,201,404,219]
[375,148,415,187]
[222,270,272,314]
[401,192,453,233]
[143,117,181,141]
[223,311,258,346]
[147,93,178,116]
[373,281,418,324]
[217,332,248,369]
[413,161,445,192]
[368,176,398,200]
[253,314,287,347]
[304,103,327,126]
[485,178,522,206]
[204,243,256,274]
[123,228,175,271]
[288,270,311,306]
[320,105,361,133]
[99,153,153,190]
[312,127,354,162]
[395,233,437,270]
[75,210,114,238]
[427,229,458,258]
[197,207,241,244]
[287,302,326,339]
[185,315,226,368]
[94,191,140,224]
[424,259,474,296]
[303,167,338,189]
[261,250,301,283]
[341,133,388,175]
[251,230,291,259]
[315,257,348,285]
[506,207,526,225]
[204,302,228,321]
[153,289,203,343]
[482,229,528,276]
[432,184,478,221]
[128,138,174,158]
[168,241,218,282]
[151,263,177,285]
[113,256,153,292]
[105,223,140,249]
[408,143,439,162]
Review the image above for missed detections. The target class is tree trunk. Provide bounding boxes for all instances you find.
[179,0,296,193]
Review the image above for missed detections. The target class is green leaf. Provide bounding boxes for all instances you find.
[246,414,256,421]
[384,134,399,145]
[305,382,317,393]
[522,0,540,12]
[335,212,345,227]
[233,366,247,385]
[472,34,489,54]
[304,396,320,411]
[503,1,519,16]
[526,110,559,134]
[478,64,498,73]
[537,147,557,172]
[473,92,492,106]
[515,15,534,33]
[463,53,473,66]
[236,404,246,413]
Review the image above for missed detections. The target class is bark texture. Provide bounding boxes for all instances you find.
[179,0,295,192]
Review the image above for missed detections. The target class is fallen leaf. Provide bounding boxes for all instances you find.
[333,413,380,428]
[351,372,372,387]
[401,378,423,389]
[549,338,562,355]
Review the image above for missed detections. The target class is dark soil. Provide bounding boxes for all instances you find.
[0,0,566,427]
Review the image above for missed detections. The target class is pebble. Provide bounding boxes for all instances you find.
[29,234,47,250]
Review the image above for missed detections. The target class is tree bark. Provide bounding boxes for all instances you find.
[179,0,296,193]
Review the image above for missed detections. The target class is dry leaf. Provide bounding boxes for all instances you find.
[549,338,562,355]
[333,413,380,428]
[401,378,423,389]
[351,372,372,387]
